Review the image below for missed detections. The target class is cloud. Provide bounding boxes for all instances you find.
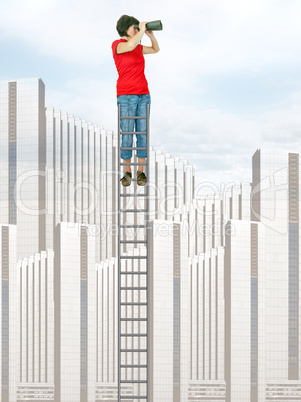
[151,96,260,152]
[1,0,301,73]
[2,0,301,188]
[0,0,117,64]
[260,104,301,145]
[46,77,117,130]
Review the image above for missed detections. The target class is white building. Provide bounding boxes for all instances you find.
[54,222,96,402]
[251,149,301,400]
[1,77,301,400]
[0,79,46,260]
[45,108,119,262]
[0,224,17,402]
[224,220,266,402]
[16,249,55,401]
[188,248,226,401]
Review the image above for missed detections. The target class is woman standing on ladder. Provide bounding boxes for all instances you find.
[112,15,160,186]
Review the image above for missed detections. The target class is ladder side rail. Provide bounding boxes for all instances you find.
[146,103,150,401]
[117,103,121,402]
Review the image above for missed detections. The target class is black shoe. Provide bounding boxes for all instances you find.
[137,170,147,186]
[120,171,132,186]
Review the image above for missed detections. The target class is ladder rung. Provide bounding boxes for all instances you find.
[120,380,147,384]
[120,302,147,306]
[120,225,147,228]
[120,318,147,321]
[120,271,147,275]
[120,209,147,213]
[120,116,147,120]
[120,147,147,150]
[120,240,147,244]
[120,162,147,166]
[120,131,146,134]
[120,365,147,368]
[120,256,147,259]
[120,194,147,197]
[120,287,147,291]
[120,333,147,337]
[120,349,147,352]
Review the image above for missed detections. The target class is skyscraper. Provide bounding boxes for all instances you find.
[54,222,96,402]
[0,78,46,259]
[0,224,17,402]
[251,149,301,400]
[17,249,55,401]
[1,78,301,400]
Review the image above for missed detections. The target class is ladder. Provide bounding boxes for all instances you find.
[117,104,150,401]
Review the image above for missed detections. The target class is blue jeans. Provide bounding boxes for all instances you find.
[117,94,151,160]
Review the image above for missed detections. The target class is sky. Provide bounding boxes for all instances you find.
[1,0,301,193]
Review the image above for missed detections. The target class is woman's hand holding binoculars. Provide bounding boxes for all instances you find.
[145,30,154,38]
[138,22,148,33]
[137,22,155,38]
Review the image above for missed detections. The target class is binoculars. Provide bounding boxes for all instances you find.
[134,20,163,31]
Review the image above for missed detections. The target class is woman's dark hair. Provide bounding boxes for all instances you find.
[116,15,139,37]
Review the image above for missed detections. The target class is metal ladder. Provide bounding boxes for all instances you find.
[117,104,150,401]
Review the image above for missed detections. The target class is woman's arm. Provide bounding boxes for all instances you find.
[143,31,160,54]
[116,22,147,54]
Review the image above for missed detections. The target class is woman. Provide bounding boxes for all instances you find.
[112,15,160,186]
